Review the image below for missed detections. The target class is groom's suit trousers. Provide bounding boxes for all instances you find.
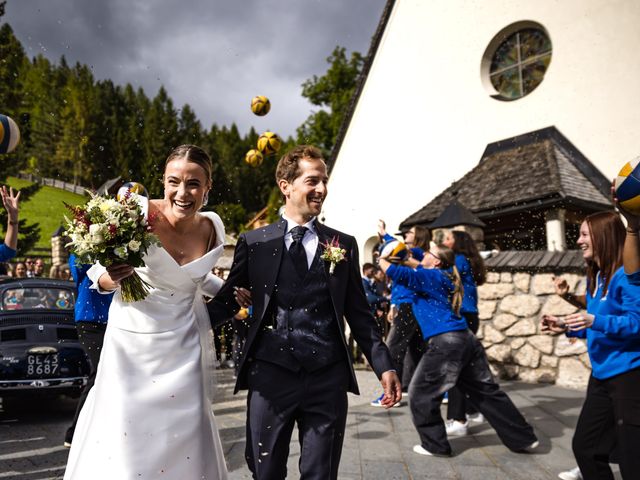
[245,359,350,480]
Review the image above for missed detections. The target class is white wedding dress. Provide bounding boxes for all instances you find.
[64,210,228,480]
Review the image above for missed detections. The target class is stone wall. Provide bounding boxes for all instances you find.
[477,271,591,389]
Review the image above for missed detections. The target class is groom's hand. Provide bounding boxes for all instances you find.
[380,370,402,409]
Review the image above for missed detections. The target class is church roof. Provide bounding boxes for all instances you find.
[429,200,486,229]
[400,126,612,229]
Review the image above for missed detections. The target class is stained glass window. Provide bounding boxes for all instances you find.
[489,28,552,100]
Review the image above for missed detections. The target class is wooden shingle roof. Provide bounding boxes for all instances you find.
[484,250,585,273]
[400,127,612,229]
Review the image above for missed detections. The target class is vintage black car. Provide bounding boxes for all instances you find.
[0,277,90,396]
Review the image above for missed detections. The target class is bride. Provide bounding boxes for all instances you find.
[64,145,239,479]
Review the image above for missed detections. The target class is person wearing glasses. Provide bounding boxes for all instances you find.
[378,243,538,457]
[24,257,35,277]
[0,186,20,263]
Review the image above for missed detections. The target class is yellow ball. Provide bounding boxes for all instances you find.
[0,114,20,154]
[257,131,282,156]
[251,95,271,116]
[117,181,148,201]
[245,149,264,167]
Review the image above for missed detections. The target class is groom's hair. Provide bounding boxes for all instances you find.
[275,145,325,184]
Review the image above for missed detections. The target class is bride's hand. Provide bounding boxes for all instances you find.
[99,264,135,291]
[233,287,252,309]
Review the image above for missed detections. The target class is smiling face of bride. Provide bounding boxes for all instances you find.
[162,145,212,222]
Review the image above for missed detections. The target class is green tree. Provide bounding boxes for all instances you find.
[297,46,364,154]
[177,104,203,146]
[55,63,98,185]
[141,86,178,197]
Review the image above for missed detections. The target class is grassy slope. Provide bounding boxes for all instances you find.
[4,177,86,252]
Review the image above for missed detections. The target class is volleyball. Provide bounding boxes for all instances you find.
[117,182,149,201]
[250,95,271,116]
[245,149,264,167]
[0,114,20,154]
[378,239,409,262]
[257,131,282,155]
[615,156,640,215]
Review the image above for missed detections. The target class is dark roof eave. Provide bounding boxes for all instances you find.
[400,194,612,228]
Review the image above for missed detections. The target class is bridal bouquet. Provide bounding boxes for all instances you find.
[64,192,158,302]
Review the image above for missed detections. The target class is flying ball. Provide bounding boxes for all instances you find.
[0,114,20,154]
[245,149,264,167]
[250,95,271,116]
[117,181,149,201]
[615,156,640,215]
[257,131,282,156]
[378,239,409,262]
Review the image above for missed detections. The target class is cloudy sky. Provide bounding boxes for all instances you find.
[5,0,387,138]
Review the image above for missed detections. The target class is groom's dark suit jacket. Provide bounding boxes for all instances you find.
[208,218,394,394]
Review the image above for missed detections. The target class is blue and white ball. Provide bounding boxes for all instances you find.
[616,156,640,215]
[378,239,408,262]
[0,114,20,154]
[117,181,149,201]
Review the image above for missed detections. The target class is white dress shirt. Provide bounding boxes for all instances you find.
[282,213,318,269]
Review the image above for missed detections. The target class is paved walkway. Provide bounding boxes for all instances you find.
[214,367,621,480]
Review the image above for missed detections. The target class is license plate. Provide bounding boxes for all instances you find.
[26,354,59,377]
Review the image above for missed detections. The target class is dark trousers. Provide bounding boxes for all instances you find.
[573,369,640,480]
[67,322,107,438]
[245,360,349,480]
[386,302,424,389]
[409,329,537,455]
[447,312,479,420]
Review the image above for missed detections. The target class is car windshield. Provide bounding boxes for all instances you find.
[1,287,75,311]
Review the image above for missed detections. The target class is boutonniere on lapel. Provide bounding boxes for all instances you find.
[320,236,346,274]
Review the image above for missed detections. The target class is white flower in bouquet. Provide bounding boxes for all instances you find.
[128,239,141,252]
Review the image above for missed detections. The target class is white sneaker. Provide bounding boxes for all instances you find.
[412,444,450,457]
[558,467,582,480]
[466,412,485,425]
[413,444,434,456]
[445,420,468,437]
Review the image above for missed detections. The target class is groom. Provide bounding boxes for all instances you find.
[208,145,401,479]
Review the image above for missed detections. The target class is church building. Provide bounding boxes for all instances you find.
[321,0,640,258]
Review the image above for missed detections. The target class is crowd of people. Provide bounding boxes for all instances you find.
[0,255,71,280]
[3,144,639,480]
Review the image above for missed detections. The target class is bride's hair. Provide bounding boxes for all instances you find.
[165,144,212,184]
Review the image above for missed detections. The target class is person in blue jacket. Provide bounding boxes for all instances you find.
[371,221,429,407]
[442,230,487,435]
[379,243,538,457]
[542,211,640,479]
[0,186,20,262]
[64,253,114,447]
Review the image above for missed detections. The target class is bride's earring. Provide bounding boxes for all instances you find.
[203,191,209,206]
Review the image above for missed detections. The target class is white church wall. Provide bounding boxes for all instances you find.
[322,0,640,254]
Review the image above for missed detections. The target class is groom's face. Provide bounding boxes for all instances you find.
[281,158,328,221]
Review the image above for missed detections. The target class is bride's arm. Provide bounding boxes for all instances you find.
[88,262,134,293]
[201,272,224,297]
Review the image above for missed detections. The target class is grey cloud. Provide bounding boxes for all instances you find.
[5,0,386,136]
